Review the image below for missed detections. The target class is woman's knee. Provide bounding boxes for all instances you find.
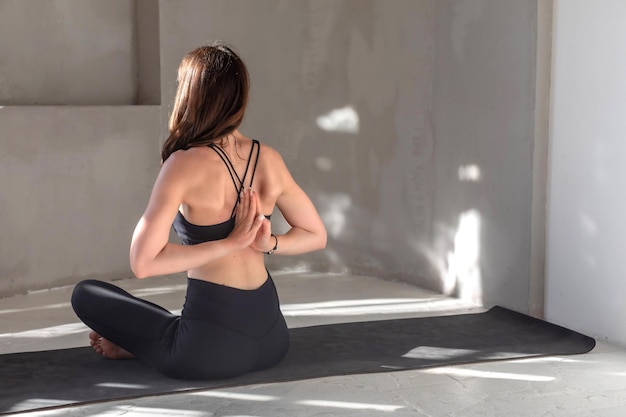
[71,279,104,317]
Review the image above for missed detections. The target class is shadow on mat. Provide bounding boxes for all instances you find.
[0,307,595,414]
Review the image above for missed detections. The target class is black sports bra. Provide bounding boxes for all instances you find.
[172,140,268,245]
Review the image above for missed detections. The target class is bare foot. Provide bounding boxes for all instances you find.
[88,331,135,359]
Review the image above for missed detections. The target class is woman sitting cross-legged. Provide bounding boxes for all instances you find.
[71,43,327,380]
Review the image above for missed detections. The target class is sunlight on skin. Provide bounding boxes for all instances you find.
[316,105,359,134]
[423,366,555,382]
[295,399,404,412]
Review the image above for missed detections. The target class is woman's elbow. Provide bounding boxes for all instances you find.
[132,268,150,280]
[129,257,152,279]
[130,265,149,279]
[316,228,328,251]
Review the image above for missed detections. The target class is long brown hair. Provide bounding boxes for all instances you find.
[161,43,249,162]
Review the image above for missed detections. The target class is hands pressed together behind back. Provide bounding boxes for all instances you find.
[229,188,273,253]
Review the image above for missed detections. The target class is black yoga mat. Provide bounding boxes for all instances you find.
[0,307,595,414]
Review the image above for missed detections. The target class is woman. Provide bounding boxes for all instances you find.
[71,43,327,380]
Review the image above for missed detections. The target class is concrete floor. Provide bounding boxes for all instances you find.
[1,272,626,416]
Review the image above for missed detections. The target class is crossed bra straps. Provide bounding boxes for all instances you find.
[209,139,261,218]
[172,139,263,245]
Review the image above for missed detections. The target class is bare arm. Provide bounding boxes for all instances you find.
[129,153,264,278]
[255,152,327,255]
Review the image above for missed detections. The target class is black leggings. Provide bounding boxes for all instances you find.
[71,275,289,380]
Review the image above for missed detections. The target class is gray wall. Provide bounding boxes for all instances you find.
[431,0,539,310]
[0,0,161,296]
[1,0,543,317]
[0,106,160,296]
[0,0,160,106]
[0,0,136,105]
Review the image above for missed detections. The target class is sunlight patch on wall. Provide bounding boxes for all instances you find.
[318,193,352,238]
[445,209,483,304]
[316,105,359,134]
[314,156,333,171]
[458,164,481,181]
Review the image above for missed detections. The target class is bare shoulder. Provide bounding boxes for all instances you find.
[258,143,302,203]
[166,146,212,166]
[258,142,292,175]
[258,141,282,163]
[163,147,220,175]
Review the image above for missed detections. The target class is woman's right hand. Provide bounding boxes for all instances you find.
[228,188,265,250]
[250,216,273,253]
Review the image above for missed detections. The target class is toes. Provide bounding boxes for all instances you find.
[91,344,105,357]
[89,336,102,348]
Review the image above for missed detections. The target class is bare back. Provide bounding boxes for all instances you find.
[173,136,282,288]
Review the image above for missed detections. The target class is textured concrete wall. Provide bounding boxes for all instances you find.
[0,1,543,313]
[0,0,137,105]
[160,0,545,312]
[159,0,437,283]
[0,107,161,296]
[0,0,162,296]
[431,0,538,311]
[135,0,161,105]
